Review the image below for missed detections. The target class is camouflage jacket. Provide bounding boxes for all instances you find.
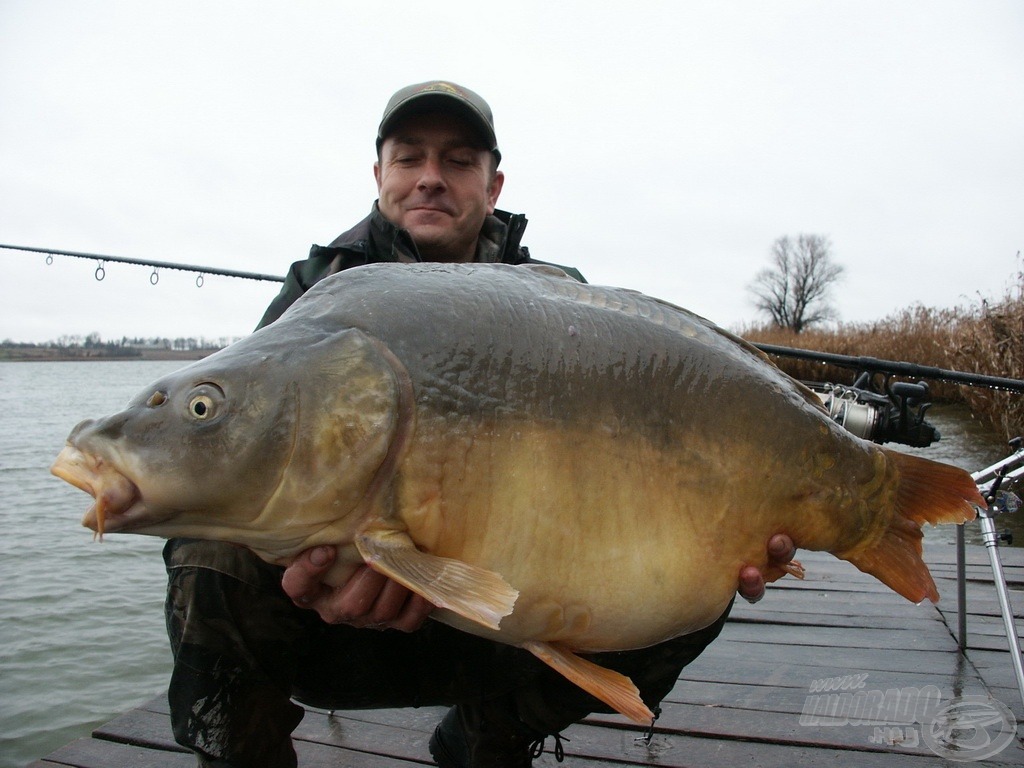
[257,203,585,329]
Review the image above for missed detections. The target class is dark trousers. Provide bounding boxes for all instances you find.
[164,538,732,767]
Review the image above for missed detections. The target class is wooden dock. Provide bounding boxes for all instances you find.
[29,543,1024,767]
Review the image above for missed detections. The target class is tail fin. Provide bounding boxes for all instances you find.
[844,450,982,604]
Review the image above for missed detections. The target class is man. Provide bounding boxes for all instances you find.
[165,81,797,767]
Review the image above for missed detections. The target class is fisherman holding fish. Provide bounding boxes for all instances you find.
[159,82,799,767]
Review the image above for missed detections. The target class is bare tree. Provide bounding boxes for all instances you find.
[748,234,844,333]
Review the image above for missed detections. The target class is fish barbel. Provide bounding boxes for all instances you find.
[51,263,982,723]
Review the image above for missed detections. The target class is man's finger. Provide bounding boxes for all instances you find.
[281,550,436,629]
[737,565,765,603]
[281,546,337,605]
[382,593,435,633]
[336,567,389,617]
[767,534,797,564]
[365,578,414,624]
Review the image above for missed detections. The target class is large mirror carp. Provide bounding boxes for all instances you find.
[52,263,982,723]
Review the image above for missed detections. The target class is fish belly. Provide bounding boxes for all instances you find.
[395,413,831,652]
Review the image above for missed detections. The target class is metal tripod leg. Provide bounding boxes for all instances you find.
[977,509,1024,710]
[963,446,1024,708]
[956,525,967,653]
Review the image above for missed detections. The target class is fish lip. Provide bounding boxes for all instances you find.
[52,443,152,535]
[82,495,176,535]
[51,444,102,496]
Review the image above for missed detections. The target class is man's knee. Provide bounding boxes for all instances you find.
[164,538,310,662]
[164,538,284,590]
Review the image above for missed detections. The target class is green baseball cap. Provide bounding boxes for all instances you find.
[376,80,501,165]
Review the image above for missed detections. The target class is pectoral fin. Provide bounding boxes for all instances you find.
[521,640,654,725]
[355,529,518,631]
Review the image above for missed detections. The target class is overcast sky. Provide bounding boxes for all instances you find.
[1,1,1021,344]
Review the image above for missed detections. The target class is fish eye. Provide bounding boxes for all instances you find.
[185,383,225,421]
[147,391,167,408]
[189,395,215,420]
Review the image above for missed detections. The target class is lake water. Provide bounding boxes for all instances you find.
[1,361,183,768]
[0,360,1020,768]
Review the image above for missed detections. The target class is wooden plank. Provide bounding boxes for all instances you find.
[773,547,1023,584]
[96,704,469,768]
[964,649,1024,719]
[735,592,950,619]
[699,639,971,676]
[665,677,991,716]
[677,640,992,706]
[924,544,1024,566]
[585,701,1023,765]
[935,595,1024,619]
[679,660,988,697]
[312,707,980,768]
[957,633,1024,653]
[935,612,1024,635]
[36,728,434,768]
[90,707,438,766]
[535,719,998,768]
[720,622,958,653]
[666,679,998,736]
[298,709,612,767]
[293,709,436,764]
[25,738,195,768]
[928,566,1024,584]
[759,579,893,596]
[91,708,186,753]
[728,612,942,631]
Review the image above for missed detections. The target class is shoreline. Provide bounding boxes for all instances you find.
[0,348,219,362]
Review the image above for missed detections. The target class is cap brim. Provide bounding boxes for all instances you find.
[378,92,498,155]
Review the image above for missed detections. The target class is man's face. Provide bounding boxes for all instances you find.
[375,112,504,262]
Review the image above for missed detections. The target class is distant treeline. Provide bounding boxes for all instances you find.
[0,333,238,361]
[740,268,1024,444]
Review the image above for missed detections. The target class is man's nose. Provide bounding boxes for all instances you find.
[416,157,446,191]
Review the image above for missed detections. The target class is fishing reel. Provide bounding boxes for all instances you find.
[808,373,940,448]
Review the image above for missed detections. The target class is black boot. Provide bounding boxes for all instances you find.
[428,702,548,768]
[428,707,471,767]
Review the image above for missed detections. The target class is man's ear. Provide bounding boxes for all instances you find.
[487,170,505,213]
[373,161,382,193]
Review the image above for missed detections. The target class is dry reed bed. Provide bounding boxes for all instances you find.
[737,272,1024,444]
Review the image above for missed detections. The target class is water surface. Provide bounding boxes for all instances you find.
[1,361,184,768]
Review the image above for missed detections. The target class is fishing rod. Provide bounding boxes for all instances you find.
[754,342,1024,394]
[0,243,285,286]
[8,240,1022,395]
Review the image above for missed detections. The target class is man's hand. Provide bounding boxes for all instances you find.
[737,534,802,604]
[281,546,434,632]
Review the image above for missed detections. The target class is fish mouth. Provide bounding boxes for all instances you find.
[51,444,143,537]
